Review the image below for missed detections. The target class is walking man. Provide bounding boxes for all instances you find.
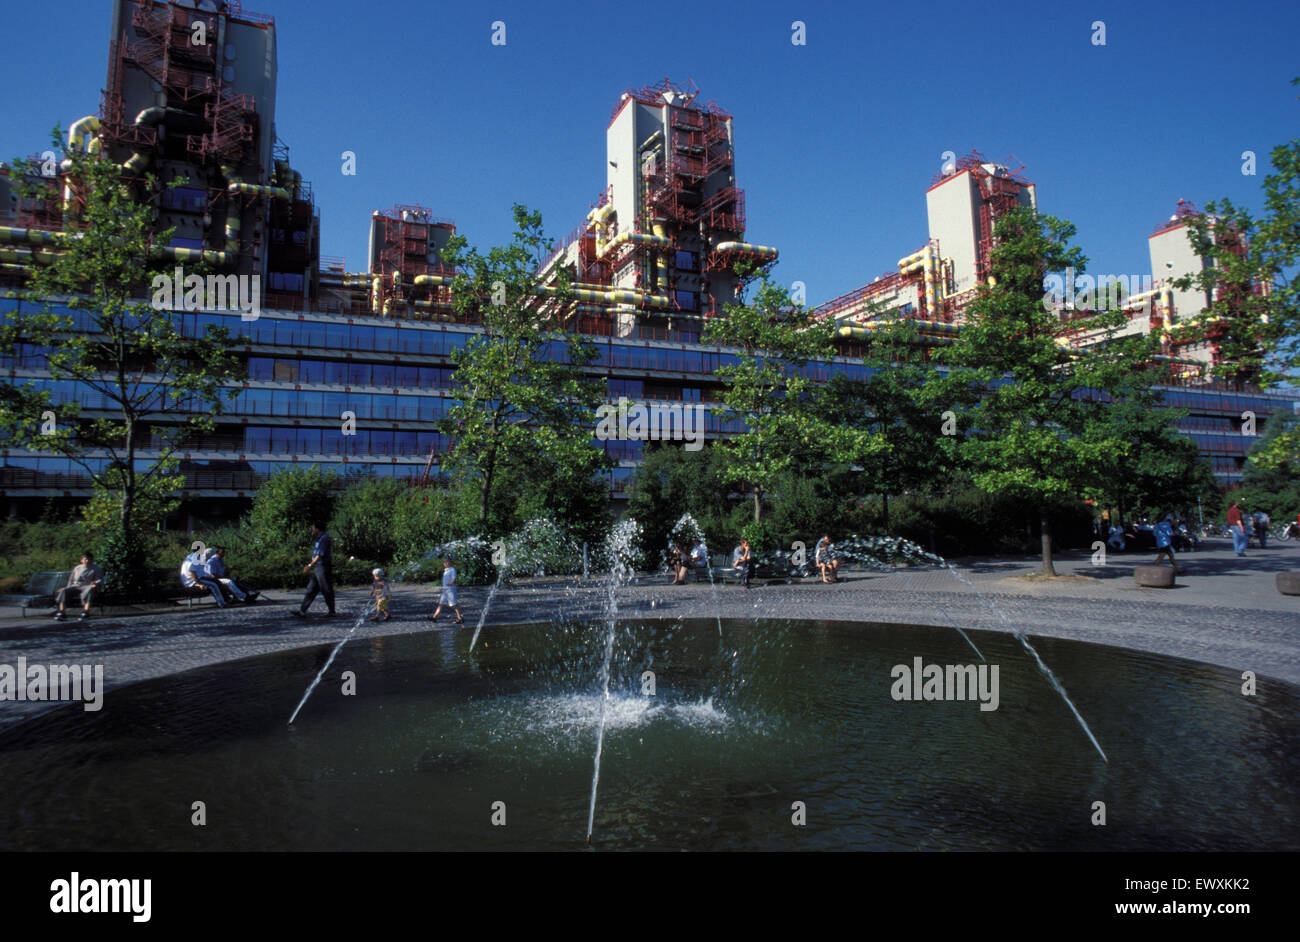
[1226,501,1248,557]
[54,552,104,621]
[291,521,336,617]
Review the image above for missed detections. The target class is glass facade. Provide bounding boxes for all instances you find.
[2,297,1296,500]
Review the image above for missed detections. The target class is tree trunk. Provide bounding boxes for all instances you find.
[1040,505,1056,577]
[479,465,493,530]
[753,489,762,524]
[882,491,890,533]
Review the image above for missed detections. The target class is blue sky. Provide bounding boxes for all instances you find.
[2,0,1297,306]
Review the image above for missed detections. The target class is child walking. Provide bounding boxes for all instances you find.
[370,568,392,622]
[429,557,464,624]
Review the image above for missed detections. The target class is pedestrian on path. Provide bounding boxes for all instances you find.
[291,522,336,617]
[370,568,391,622]
[1253,509,1271,549]
[429,557,463,624]
[1226,501,1248,557]
[1152,513,1183,574]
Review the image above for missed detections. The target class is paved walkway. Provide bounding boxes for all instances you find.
[1,538,1297,730]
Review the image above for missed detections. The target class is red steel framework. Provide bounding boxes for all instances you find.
[1151,198,1201,236]
[101,0,259,170]
[931,150,1030,287]
[609,78,700,124]
[375,203,455,310]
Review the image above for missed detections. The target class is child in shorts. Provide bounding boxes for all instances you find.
[429,557,463,624]
[370,568,392,622]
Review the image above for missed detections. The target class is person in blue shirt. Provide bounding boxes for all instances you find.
[1151,512,1182,575]
[291,522,336,617]
[206,547,258,603]
[733,539,752,588]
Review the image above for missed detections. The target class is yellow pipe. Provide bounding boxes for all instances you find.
[898,246,928,270]
[63,116,101,168]
[0,227,226,265]
[898,244,942,315]
[923,253,936,316]
[835,323,957,341]
[1123,285,1173,323]
[713,242,778,259]
[414,273,670,310]
[0,226,67,247]
[61,116,102,218]
[597,230,671,259]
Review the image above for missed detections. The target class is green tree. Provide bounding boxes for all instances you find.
[329,476,410,561]
[1237,410,1300,521]
[0,131,241,580]
[1171,78,1300,388]
[625,443,742,564]
[932,205,1144,575]
[503,441,611,546]
[1080,375,1219,524]
[246,466,338,556]
[823,316,952,532]
[437,205,607,533]
[705,273,878,523]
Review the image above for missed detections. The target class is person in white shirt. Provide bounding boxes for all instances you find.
[689,539,708,577]
[54,552,104,621]
[181,550,228,607]
[429,557,464,624]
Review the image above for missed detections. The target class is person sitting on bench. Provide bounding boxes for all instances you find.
[181,549,229,607]
[816,535,841,583]
[205,547,258,603]
[54,552,103,621]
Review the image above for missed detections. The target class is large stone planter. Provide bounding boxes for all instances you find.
[1278,572,1300,596]
[1134,565,1176,588]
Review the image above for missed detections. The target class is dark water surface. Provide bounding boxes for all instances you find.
[0,618,1295,851]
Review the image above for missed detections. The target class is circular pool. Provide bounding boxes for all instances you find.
[0,618,1296,851]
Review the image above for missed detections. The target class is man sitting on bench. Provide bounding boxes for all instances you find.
[181,549,230,608]
[54,552,104,621]
[205,547,258,603]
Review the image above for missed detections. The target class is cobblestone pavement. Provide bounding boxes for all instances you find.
[1,538,1296,729]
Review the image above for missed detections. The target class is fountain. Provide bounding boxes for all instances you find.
[667,513,723,637]
[834,534,1106,763]
[11,513,1294,852]
[287,600,376,725]
[586,517,641,844]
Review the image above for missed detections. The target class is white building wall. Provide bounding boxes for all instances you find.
[926,172,980,296]
[1148,223,1212,319]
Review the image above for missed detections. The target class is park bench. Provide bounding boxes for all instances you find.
[0,570,73,617]
[95,569,218,609]
[1,568,218,617]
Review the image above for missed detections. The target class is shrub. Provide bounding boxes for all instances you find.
[246,467,338,558]
[330,477,409,561]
